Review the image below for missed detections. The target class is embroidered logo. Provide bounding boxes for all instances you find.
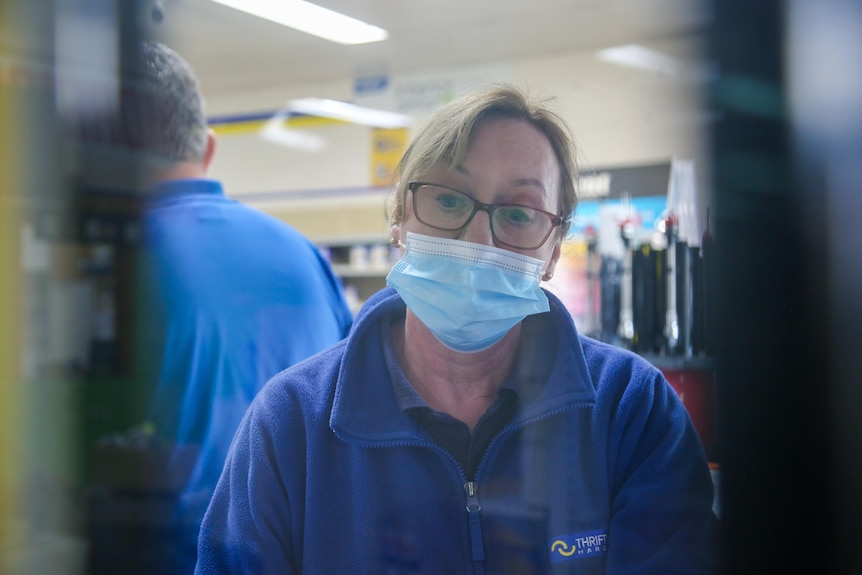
[549,530,608,563]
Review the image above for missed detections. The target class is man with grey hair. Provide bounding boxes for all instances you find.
[87,41,352,575]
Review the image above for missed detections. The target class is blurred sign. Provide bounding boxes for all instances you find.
[354,63,514,116]
[370,127,408,187]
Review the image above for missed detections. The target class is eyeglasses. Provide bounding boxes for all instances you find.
[408,181,563,250]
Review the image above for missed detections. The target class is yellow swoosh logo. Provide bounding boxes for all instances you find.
[550,540,577,557]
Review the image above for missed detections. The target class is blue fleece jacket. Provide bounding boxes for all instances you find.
[196,287,717,575]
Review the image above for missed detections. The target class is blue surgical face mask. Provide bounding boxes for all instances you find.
[386,232,550,353]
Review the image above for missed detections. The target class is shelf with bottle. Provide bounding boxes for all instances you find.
[317,236,399,276]
[316,235,400,314]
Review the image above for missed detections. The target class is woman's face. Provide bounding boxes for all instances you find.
[399,116,563,276]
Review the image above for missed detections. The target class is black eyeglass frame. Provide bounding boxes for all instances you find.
[407,180,564,250]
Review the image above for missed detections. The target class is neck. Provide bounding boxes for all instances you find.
[393,311,520,432]
[145,161,208,187]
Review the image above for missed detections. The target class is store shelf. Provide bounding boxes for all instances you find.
[330,264,391,278]
[316,236,398,314]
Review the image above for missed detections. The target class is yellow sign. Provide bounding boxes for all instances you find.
[370,127,408,187]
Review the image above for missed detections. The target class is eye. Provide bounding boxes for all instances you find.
[498,205,537,226]
[431,188,471,214]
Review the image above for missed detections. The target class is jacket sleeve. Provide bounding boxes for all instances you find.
[195,393,299,575]
[602,362,718,575]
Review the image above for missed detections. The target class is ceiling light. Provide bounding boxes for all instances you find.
[259,98,411,149]
[209,0,388,45]
[596,44,685,76]
[260,122,326,151]
[260,109,326,151]
[596,44,714,82]
[288,98,412,128]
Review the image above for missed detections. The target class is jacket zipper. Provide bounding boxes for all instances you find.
[464,481,485,561]
[336,402,592,573]
[462,403,592,570]
[341,434,484,565]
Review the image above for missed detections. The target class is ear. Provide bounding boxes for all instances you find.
[202,128,217,172]
[389,223,402,246]
[542,236,563,281]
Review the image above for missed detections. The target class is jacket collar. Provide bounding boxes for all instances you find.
[330,287,596,443]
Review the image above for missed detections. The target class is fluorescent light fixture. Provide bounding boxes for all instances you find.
[288,98,412,128]
[596,44,685,76]
[260,97,411,149]
[596,44,714,82]
[209,0,388,45]
[260,109,326,151]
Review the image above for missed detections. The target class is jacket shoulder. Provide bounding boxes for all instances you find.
[578,336,665,395]
[251,340,347,424]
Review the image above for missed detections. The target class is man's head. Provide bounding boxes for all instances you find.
[79,41,215,184]
[126,41,211,166]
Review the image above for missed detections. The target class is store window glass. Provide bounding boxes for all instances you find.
[5,1,860,574]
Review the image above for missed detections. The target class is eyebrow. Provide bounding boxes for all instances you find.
[454,165,549,196]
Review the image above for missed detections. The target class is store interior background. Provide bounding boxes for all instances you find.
[2,0,862,574]
[156,0,713,313]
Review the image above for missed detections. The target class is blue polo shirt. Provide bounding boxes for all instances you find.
[136,178,352,572]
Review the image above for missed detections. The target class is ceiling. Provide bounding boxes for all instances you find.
[145,0,711,98]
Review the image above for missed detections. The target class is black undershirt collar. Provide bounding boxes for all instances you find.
[382,313,552,480]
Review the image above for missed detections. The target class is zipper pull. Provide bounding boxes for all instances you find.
[464,481,485,561]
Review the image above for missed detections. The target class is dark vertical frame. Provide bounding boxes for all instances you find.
[707,0,836,572]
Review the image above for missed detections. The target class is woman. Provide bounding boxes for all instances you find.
[196,84,717,575]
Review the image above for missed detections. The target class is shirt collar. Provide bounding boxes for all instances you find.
[381,313,555,414]
[329,288,595,444]
[144,178,225,203]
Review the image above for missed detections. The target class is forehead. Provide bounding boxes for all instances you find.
[468,117,555,168]
[455,117,560,199]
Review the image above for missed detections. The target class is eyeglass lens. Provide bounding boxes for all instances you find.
[413,184,556,249]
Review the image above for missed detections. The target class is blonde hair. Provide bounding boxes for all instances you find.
[388,84,579,237]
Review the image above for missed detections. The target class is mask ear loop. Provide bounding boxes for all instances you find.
[540,253,555,281]
[390,225,406,249]
[540,229,563,281]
